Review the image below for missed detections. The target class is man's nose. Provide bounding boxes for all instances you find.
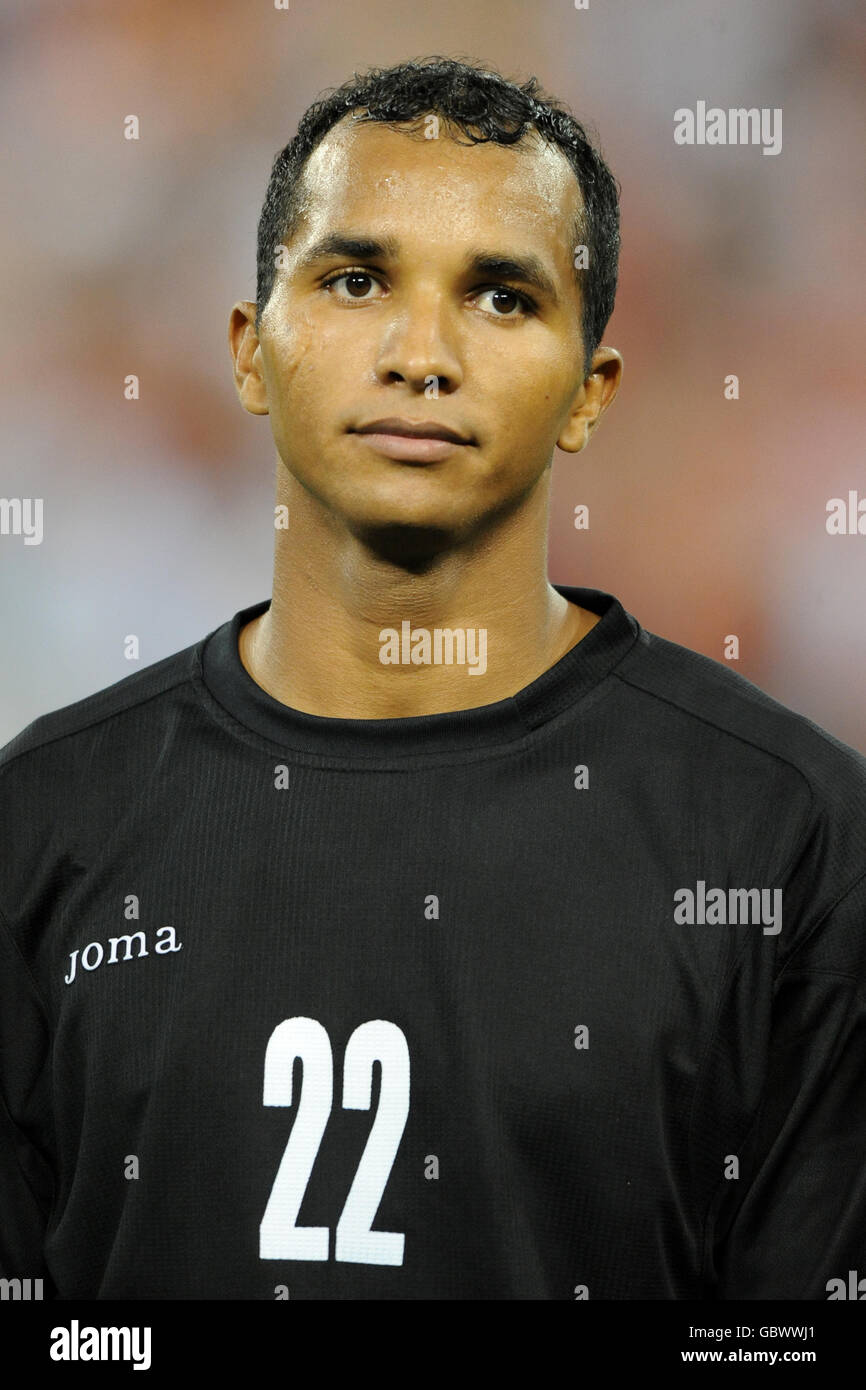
[372,289,464,392]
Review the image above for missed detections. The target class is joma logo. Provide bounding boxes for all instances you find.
[64,927,182,985]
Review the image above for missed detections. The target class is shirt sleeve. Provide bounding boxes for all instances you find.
[709,868,866,1299]
[0,909,56,1292]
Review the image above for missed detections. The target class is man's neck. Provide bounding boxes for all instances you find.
[238,471,601,720]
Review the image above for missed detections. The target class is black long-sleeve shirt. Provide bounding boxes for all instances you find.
[1,584,865,1299]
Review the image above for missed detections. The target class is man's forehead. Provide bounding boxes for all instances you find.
[298,115,582,237]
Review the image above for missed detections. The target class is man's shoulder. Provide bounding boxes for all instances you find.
[612,622,866,926]
[615,621,866,802]
[0,632,207,784]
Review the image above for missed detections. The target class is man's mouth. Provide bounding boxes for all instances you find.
[350,417,475,463]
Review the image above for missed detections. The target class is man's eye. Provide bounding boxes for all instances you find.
[475,286,536,317]
[321,270,382,300]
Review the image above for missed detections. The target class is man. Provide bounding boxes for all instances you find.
[1,56,864,1301]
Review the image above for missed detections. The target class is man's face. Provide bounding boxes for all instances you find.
[238,115,612,552]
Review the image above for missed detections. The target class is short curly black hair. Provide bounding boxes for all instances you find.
[256,55,620,380]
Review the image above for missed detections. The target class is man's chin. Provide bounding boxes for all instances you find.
[348,518,459,569]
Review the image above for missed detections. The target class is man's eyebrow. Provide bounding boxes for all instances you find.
[293,233,560,302]
[293,233,400,274]
[461,251,559,303]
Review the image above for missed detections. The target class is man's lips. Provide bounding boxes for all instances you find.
[350,417,475,463]
[353,417,473,444]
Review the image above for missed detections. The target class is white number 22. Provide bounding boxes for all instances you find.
[259,1017,410,1266]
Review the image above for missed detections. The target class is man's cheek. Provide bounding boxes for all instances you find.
[264,311,321,395]
[269,324,346,459]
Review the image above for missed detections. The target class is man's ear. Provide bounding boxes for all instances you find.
[557,347,623,454]
[228,301,269,415]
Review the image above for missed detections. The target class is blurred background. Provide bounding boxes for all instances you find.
[1,0,864,750]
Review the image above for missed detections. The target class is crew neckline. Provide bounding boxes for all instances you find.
[199,584,640,760]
